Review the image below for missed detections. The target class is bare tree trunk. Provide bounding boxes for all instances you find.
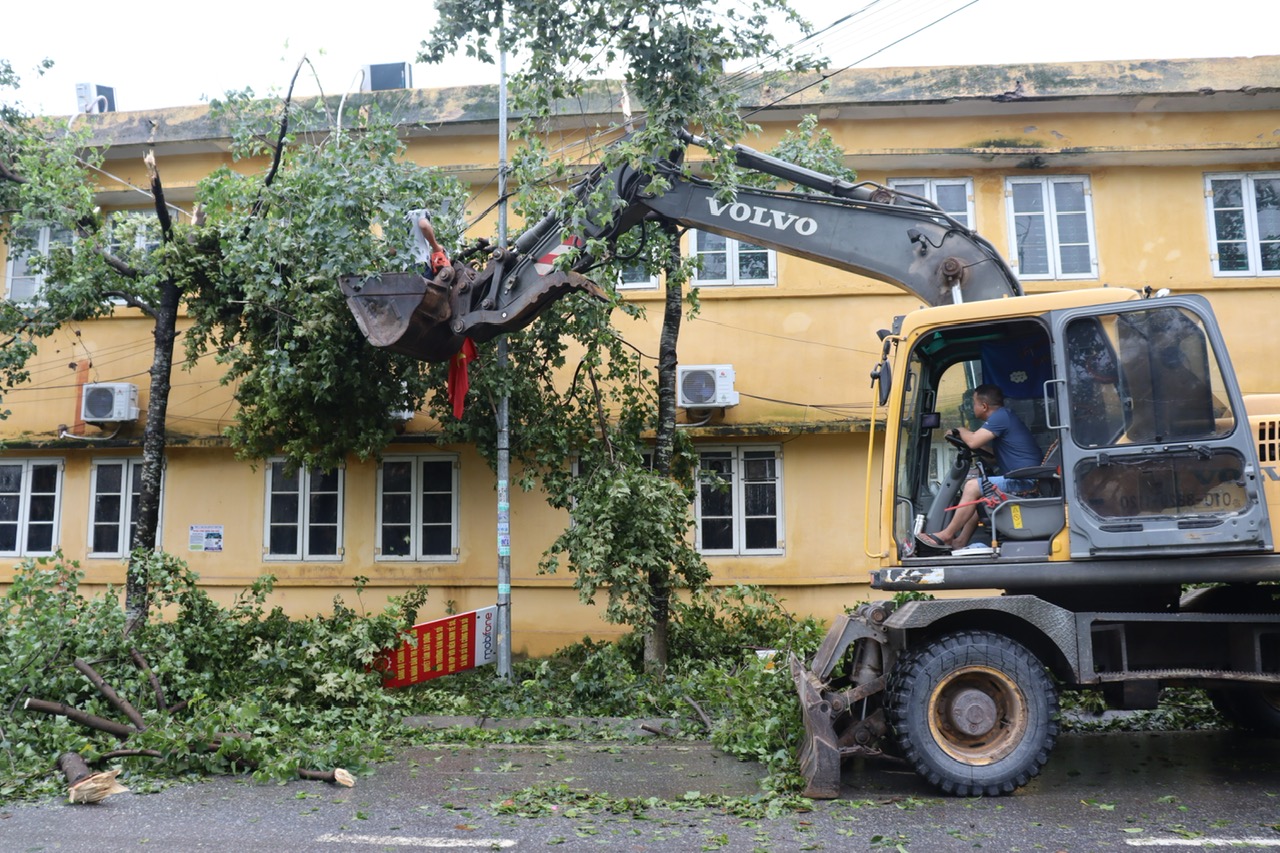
[645,225,683,676]
[125,151,181,631]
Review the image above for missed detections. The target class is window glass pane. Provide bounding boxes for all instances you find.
[30,464,58,493]
[744,482,777,516]
[0,523,15,551]
[307,525,337,556]
[696,231,727,252]
[1059,244,1092,275]
[27,495,55,523]
[0,495,18,523]
[271,462,299,491]
[420,525,451,556]
[1214,209,1246,242]
[1056,212,1089,245]
[1257,178,1280,241]
[1218,242,1249,271]
[96,464,123,493]
[701,518,734,551]
[382,525,411,556]
[382,493,411,524]
[1262,241,1280,272]
[269,526,298,555]
[744,517,776,550]
[1212,179,1243,209]
[1011,183,1044,213]
[1052,181,1086,213]
[94,494,122,524]
[421,492,452,524]
[92,525,118,554]
[26,524,53,553]
[1015,215,1049,275]
[699,252,728,280]
[934,184,967,214]
[382,460,412,492]
[270,494,299,524]
[737,247,770,281]
[309,492,338,525]
[0,465,22,494]
[310,468,340,492]
[893,181,927,196]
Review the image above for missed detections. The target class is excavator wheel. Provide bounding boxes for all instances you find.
[1209,685,1280,737]
[886,630,1059,796]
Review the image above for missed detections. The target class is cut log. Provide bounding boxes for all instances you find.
[298,767,356,787]
[59,753,128,804]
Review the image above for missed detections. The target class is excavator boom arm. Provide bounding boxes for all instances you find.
[342,132,1021,362]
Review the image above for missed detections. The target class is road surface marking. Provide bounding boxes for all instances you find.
[1126,840,1280,847]
[316,833,516,848]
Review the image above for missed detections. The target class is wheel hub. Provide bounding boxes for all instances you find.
[949,688,998,736]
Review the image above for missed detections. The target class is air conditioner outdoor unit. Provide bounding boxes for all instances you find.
[360,62,413,92]
[81,382,139,423]
[677,365,739,408]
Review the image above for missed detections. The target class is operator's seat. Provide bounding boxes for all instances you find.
[989,440,1064,542]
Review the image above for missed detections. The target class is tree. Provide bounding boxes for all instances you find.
[1,59,467,625]
[421,0,819,671]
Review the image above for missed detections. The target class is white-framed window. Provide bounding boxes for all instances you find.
[5,224,73,302]
[376,454,458,561]
[690,231,776,286]
[1205,172,1280,277]
[264,461,344,561]
[617,260,658,290]
[0,459,63,556]
[1005,176,1098,280]
[888,177,975,228]
[696,446,783,556]
[106,209,168,257]
[89,458,161,557]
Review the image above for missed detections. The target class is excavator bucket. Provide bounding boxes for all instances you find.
[340,271,464,363]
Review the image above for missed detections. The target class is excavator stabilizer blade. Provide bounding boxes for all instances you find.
[790,652,843,799]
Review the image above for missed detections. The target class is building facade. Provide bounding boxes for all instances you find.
[3,57,1279,654]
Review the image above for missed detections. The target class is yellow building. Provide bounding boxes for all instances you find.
[3,57,1279,654]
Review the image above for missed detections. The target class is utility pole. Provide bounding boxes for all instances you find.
[494,13,513,680]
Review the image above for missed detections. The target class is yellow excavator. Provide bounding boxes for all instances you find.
[343,130,1280,798]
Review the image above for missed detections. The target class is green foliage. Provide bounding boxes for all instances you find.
[187,97,471,470]
[0,551,422,802]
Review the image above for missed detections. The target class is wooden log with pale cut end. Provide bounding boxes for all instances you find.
[59,753,128,804]
[297,767,356,787]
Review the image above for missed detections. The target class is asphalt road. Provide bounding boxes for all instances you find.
[2,729,1279,851]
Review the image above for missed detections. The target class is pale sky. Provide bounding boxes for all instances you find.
[2,0,1277,116]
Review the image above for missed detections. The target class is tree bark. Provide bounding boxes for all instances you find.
[125,150,183,631]
[644,224,684,676]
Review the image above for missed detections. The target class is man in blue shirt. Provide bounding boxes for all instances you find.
[917,384,1042,553]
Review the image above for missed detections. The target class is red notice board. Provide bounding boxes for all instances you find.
[376,605,498,688]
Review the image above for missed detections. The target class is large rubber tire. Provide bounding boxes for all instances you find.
[1210,685,1280,736]
[886,631,1059,796]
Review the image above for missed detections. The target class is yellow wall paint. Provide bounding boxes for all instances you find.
[5,63,1280,655]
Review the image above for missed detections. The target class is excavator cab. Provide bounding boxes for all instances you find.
[884,293,1271,565]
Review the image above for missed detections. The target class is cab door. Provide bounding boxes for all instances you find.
[1049,295,1271,559]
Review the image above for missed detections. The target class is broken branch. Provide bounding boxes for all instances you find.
[74,657,146,731]
[24,698,135,740]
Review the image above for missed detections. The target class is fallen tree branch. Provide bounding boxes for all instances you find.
[130,648,168,712]
[683,695,715,732]
[74,657,146,731]
[24,698,135,740]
